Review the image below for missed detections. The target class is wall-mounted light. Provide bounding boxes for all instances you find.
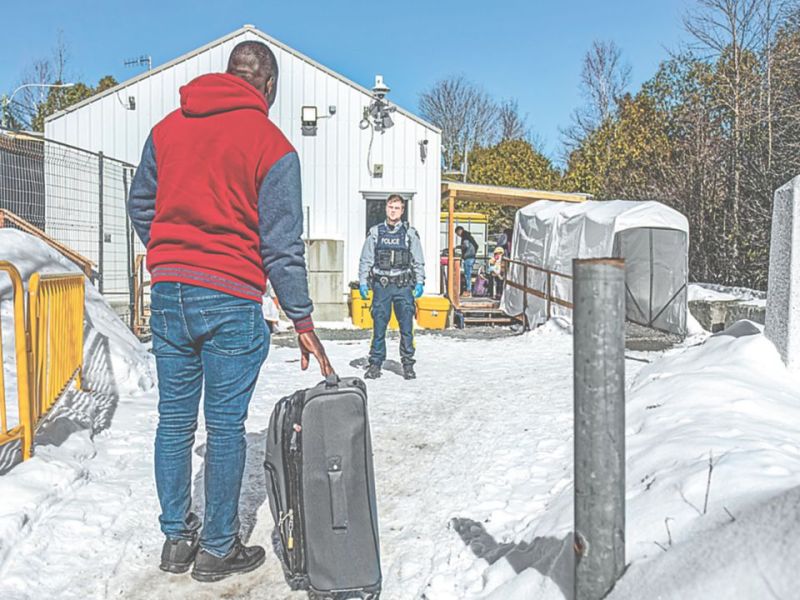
[419,139,428,163]
[301,105,318,136]
[301,105,336,136]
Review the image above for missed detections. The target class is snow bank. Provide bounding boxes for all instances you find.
[486,324,800,599]
[0,229,154,569]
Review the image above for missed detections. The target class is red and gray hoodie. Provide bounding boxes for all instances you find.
[128,73,313,333]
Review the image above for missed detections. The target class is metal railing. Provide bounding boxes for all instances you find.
[502,257,573,328]
[28,273,84,431]
[0,128,140,317]
[0,262,33,459]
[0,262,84,461]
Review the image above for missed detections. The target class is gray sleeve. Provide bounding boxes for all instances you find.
[128,132,157,247]
[408,226,426,284]
[358,227,377,286]
[258,151,314,331]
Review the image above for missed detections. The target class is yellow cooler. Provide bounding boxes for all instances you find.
[415,295,451,330]
[350,289,399,330]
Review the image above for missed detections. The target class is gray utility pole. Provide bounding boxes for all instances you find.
[572,258,626,600]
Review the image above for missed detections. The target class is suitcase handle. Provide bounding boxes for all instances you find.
[327,456,348,530]
[324,373,340,388]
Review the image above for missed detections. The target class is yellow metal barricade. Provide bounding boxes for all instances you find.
[0,262,32,459]
[28,273,84,437]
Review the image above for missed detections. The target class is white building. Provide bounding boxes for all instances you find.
[44,24,442,317]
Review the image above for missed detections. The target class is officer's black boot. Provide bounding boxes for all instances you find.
[365,364,382,379]
[403,364,416,380]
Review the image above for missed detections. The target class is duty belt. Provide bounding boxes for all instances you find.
[372,272,413,287]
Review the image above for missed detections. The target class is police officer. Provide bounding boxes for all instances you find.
[358,194,425,380]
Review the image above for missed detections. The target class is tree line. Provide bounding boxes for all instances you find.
[421,0,800,290]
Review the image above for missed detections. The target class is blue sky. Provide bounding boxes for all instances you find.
[1,0,693,161]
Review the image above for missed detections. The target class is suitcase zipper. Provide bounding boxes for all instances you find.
[284,395,306,574]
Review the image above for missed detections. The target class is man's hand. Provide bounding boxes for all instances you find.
[359,284,369,300]
[298,331,334,376]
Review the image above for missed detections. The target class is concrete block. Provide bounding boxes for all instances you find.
[308,271,345,304]
[313,302,349,322]
[306,239,344,272]
[689,300,765,333]
[766,175,800,371]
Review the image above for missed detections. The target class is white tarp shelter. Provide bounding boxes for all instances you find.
[501,199,689,335]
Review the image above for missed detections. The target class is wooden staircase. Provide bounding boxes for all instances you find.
[456,297,517,326]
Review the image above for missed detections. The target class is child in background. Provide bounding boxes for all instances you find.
[488,247,505,299]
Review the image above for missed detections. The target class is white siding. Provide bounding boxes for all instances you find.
[45,28,442,297]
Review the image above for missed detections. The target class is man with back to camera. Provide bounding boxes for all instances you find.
[358,195,425,380]
[128,40,333,582]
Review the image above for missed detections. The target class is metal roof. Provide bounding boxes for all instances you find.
[441,181,591,208]
[46,25,440,133]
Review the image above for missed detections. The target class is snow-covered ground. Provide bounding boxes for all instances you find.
[1,232,799,599]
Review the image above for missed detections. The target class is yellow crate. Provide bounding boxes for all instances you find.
[415,295,451,330]
[350,289,399,330]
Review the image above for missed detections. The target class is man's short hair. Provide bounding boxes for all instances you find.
[455,225,464,233]
[227,41,279,104]
[386,194,404,205]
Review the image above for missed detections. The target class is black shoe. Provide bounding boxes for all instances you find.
[403,365,416,380]
[191,538,266,582]
[160,515,201,574]
[364,364,382,379]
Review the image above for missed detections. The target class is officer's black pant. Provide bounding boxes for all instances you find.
[369,282,415,367]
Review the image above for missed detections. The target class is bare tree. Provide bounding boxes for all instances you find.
[419,75,498,179]
[498,98,529,141]
[684,0,761,276]
[12,32,70,129]
[563,40,631,150]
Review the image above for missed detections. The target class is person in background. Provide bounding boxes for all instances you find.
[455,226,478,297]
[488,247,505,299]
[358,194,425,380]
[497,227,513,257]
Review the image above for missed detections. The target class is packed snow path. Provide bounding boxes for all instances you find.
[0,327,589,599]
[2,318,800,599]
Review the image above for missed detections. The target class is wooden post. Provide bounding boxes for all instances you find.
[447,191,456,305]
[522,263,529,330]
[573,258,626,600]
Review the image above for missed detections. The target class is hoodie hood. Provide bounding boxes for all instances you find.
[180,73,268,117]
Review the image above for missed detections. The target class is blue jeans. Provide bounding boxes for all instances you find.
[463,258,476,293]
[369,283,415,367]
[150,282,269,557]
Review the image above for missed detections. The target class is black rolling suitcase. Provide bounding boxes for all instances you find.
[265,374,381,599]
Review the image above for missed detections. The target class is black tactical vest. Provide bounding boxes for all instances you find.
[374,223,411,271]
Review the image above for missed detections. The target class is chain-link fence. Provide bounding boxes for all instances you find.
[0,129,142,324]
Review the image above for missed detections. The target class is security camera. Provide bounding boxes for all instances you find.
[420,139,428,146]
[328,105,336,115]
[372,75,390,99]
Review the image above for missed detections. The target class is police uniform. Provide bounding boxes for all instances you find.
[358,220,425,371]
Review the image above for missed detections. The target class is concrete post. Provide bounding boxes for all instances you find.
[765,176,800,372]
[573,258,626,600]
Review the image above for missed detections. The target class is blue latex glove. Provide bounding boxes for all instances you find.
[359,284,369,300]
[413,283,424,299]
